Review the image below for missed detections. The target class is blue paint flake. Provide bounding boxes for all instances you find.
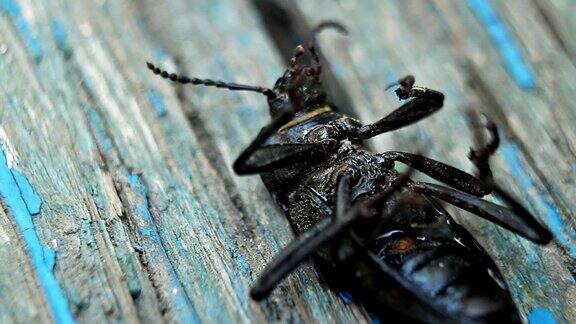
[51,20,72,58]
[152,47,169,63]
[468,0,535,89]
[147,89,167,117]
[0,0,43,62]
[0,147,75,324]
[528,307,556,324]
[127,173,200,323]
[228,245,252,277]
[43,246,57,271]
[87,107,114,152]
[500,141,576,261]
[139,227,151,236]
[239,106,254,119]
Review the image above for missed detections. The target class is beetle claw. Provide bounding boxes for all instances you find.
[466,111,500,182]
[386,75,416,100]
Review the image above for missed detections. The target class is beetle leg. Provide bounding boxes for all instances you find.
[380,151,491,196]
[250,175,355,300]
[234,140,337,175]
[231,109,331,174]
[250,174,409,300]
[233,110,291,167]
[412,182,552,244]
[335,174,352,219]
[250,216,333,300]
[356,76,444,140]
[233,107,341,175]
[467,111,500,182]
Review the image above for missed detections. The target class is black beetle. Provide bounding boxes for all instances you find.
[147,25,552,323]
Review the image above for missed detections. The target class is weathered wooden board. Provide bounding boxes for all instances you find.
[0,0,574,323]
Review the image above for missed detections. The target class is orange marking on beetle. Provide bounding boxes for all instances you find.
[391,237,416,254]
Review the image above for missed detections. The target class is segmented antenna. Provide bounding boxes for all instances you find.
[146,62,276,99]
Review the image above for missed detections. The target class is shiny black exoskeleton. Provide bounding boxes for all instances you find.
[147,24,552,323]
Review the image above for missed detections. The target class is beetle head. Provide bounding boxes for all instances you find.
[268,45,327,117]
[147,42,333,119]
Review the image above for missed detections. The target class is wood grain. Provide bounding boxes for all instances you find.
[0,0,573,323]
[0,0,367,322]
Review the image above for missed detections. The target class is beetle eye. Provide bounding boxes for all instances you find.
[269,94,288,107]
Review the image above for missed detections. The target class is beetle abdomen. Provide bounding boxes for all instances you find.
[366,194,521,323]
[263,145,522,322]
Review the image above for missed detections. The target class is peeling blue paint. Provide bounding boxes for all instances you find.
[193,202,252,319]
[237,34,252,49]
[12,169,42,214]
[51,20,72,58]
[139,227,151,236]
[227,244,252,277]
[147,89,167,117]
[43,247,57,271]
[199,202,254,280]
[0,147,75,324]
[87,107,114,152]
[97,216,143,298]
[0,0,43,62]
[528,307,556,324]
[214,54,234,80]
[81,72,95,92]
[127,173,200,324]
[500,141,576,261]
[468,0,535,89]
[239,105,255,120]
[166,145,249,322]
[116,250,142,298]
[51,20,66,45]
[152,47,166,62]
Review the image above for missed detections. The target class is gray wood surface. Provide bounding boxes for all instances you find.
[0,0,574,323]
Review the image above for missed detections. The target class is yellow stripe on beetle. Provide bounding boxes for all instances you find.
[278,106,332,132]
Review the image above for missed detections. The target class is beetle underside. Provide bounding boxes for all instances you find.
[148,22,552,323]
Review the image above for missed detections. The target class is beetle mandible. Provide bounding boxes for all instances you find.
[147,23,552,323]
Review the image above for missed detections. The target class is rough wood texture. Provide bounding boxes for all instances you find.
[0,0,574,323]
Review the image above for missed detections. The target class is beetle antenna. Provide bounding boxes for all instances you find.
[311,21,348,40]
[307,21,348,78]
[146,62,276,99]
